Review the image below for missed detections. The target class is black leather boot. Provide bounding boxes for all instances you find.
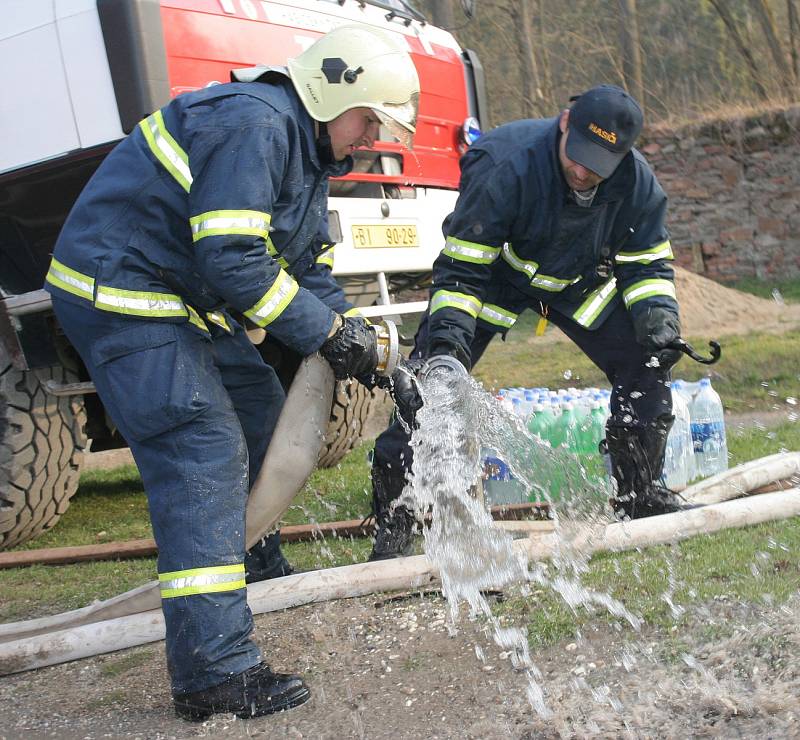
[245,532,295,583]
[605,414,694,520]
[368,463,416,561]
[173,662,310,720]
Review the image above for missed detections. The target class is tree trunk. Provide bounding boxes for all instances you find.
[788,0,800,83]
[709,0,770,100]
[429,0,456,29]
[617,0,646,107]
[516,0,543,116]
[748,0,795,94]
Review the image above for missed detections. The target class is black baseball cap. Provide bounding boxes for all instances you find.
[565,84,643,179]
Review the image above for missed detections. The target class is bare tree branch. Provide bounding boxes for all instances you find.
[708,0,770,100]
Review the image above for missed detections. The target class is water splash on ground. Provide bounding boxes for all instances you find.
[400,368,640,717]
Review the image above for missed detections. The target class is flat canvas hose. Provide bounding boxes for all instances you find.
[0,354,335,644]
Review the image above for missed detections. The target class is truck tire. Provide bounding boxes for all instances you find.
[317,380,381,468]
[0,362,87,550]
[256,337,384,469]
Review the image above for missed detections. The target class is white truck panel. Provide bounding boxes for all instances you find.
[0,1,55,41]
[56,3,125,150]
[0,24,80,173]
[329,188,456,276]
[0,1,122,175]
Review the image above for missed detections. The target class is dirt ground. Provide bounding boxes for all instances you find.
[1,588,799,739]
[3,271,800,739]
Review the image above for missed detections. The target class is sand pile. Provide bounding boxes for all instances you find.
[674,267,800,337]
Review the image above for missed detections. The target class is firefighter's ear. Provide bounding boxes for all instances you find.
[559,109,570,133]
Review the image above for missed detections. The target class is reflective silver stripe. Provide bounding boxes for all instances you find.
[189,210,271,242]
[501,243,538,279]
[530,273,576,292]
[244,270,299,327]
[139,111,192,192]
[95,286,187,317]
[478,303,517,328]
[622,278,677,307]
[95,288,186,317]
[45,258,95,301]
[159,564,246,599]
[615,240,674,264]
[429,289,481,318]
[573,278,618,327]
[443,237,500,265]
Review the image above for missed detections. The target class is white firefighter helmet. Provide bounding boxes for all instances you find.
[287,24,420,149]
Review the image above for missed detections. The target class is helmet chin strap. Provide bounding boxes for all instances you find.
[315,121,337,165]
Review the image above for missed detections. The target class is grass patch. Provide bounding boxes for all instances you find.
[0,443,374,621]
[1,325,798,631]
[9,465,150,551]
[728,420,800,464]
[0,559,157,622]
[500,516,800,649]
[727,277,800,303]
[472,322,800,414]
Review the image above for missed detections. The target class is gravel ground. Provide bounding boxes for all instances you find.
[2,589,799,739]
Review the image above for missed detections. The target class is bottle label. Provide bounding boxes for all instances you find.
[690,421,724,452]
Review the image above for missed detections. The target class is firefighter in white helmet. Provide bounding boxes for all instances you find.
[45,25,419,721]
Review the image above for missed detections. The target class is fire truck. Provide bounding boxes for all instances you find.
[0,0,486,549]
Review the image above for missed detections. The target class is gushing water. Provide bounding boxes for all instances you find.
[400,366,640,717]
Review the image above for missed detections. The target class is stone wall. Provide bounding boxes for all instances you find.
[639,106,800,283]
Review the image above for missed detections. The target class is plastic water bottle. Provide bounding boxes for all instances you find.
[527,403,553,443]
[551,401,579,451]
[663,383,693,489]
[689,378,728,478]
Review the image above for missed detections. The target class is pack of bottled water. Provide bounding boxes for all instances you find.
[484,386,612,505]
[484,376,727,504]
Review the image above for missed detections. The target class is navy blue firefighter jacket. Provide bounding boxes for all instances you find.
[427,117,679,360]
[45,74,352,355]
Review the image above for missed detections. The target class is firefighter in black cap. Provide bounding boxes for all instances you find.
[369,84,692,560]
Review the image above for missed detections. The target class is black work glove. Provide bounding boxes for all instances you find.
[320,316,379,381]
[427,340,471,371]
[390,357,425,426]
[633,307,682,371]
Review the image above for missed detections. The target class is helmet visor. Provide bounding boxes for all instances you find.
[372,93,419,150]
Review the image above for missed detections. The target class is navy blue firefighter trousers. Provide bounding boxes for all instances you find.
[53,297,285,695]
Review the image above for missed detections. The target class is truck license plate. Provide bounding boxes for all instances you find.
[351,223,419,248]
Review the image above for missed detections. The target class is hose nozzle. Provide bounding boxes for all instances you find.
[418,354,468,382]
[371,320,400,377]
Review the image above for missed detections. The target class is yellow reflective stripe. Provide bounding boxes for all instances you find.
[429,289,481,318]
[572,278,618,327]
[45,258,95,301]
[138,110,192,192]
[95,286,188,318]
[501,243,538,280]
[189,210,271,243]
[478,302,517,329]
[622,278,676,308]
[343,307,365,318]
[530,273,578,292]
[266,237,290,269]
[316,248,334,268]
[159,563,246,599]
[615,240,674,264]
[186,305,209,332]
[443,236,501,265]
[243,270,299,327]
